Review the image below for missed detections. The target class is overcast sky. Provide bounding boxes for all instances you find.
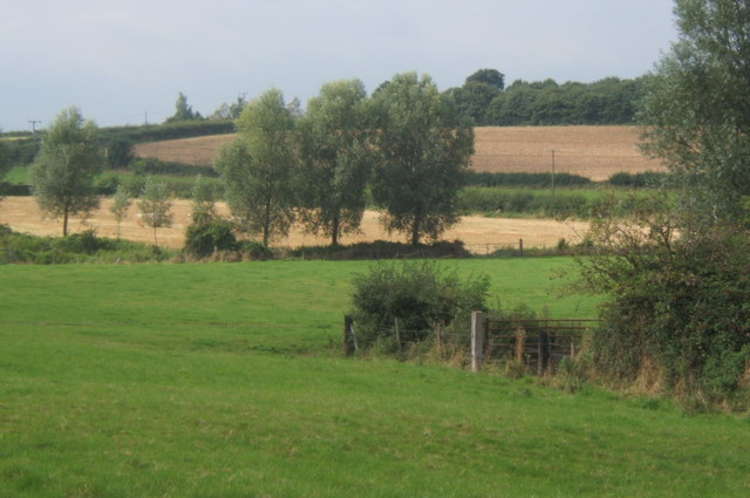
[1,0,678,132]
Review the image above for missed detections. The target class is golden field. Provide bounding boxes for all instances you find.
[0,197,588,253]
[134,125,665,182]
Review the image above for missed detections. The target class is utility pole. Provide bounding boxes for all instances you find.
[144,112,149,126]
[28,120,41,134]
[551,149,556,198]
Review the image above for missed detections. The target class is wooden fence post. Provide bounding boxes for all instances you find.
[519,238,524,257]
[394,317,402,352]
[343,315,355,356]
[471,311,486,372]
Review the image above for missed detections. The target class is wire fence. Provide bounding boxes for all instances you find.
[343,314,599,375]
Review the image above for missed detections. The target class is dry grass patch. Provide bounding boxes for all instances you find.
[0,197,587,252]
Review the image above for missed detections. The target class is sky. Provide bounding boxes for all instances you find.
[0,0,678,132]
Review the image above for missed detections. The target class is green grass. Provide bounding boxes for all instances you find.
[4,165,29,184]
[1,260,749,497]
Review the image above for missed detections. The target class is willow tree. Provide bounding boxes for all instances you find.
[297,79,372,246]
[215,89,296,246]
[371,72,474,245]
[640,0,750,226]
[31,107,102,236]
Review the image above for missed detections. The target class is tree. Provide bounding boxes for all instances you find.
[190,174,217,225]
[31,107,102,236]
[466,68,505,90]
[215,89,296,246]
[371,72,474,245]
[110,184,131,239]
[138,176,173,246]
[210,94,247,120]
[639,0,750,225]
[297,79,372,246]
[166,92,202,122]
[0,137,9,179]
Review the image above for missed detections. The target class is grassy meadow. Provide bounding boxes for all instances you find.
[2,259,750,497]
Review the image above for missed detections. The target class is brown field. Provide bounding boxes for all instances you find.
[0,197,588,253]
[134,125,665,181]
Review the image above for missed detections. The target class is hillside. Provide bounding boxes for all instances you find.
[134,125,665,181]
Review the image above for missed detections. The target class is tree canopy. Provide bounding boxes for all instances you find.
[639,0,750,225]
[166,92,203,122]
[297,79,372,246]
[371,72,474,245]
[215,89,296,246]
[31,107,102,236]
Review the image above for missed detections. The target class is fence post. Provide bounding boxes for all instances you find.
[471,311,486,372]
[519,238,524,257]
[343,315,355,356]
[394,317,402,352]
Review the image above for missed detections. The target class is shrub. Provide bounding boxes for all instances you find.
[184,219,238,258]
[350,261,490,352]
[607,171,667,188]
[237,240,273,260]
[289,239,471,260]
[0,225,173,264]
[465,171,592,188]
[577,199,750,405]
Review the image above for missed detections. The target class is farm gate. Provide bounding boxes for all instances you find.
[471,311,598,373]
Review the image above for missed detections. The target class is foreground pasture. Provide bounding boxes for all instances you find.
[1,260,748,497]
[0,196,588,251]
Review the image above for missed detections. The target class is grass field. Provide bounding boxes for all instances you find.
[1,260,749,497]
[133,126,666,181]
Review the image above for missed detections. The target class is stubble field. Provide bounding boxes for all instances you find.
[0,197,588,251]
[134,125,665,181]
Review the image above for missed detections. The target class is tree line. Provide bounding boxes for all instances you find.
[445,69,646,126]
[17,72,474,247]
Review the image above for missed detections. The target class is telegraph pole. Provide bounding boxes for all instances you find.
[551,149,556,198]
[28,120,41,134]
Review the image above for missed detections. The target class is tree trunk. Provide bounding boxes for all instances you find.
[331,213,340,247]
[63,204,69,237]
[410,218,421,246]
[263,197,271,247]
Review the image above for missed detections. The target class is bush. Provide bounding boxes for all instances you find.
[130,158,218,178]
[458,187,593,218]
[236,240,273,260]
[350,261,490,352]
[465,171,592,188]
[0,225,173,264]
[577,201,750,406]
[607,171,668,188]
[105,138,134,168]
[184,219,238,258]
[289,239,471,260]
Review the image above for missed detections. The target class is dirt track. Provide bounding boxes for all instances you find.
[0,197,588,253]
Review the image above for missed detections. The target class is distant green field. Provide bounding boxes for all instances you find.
[4,165,29,184]
[1,259,749,497]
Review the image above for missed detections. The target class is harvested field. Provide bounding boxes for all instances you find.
[473,126,664,181]
[133,126,665,181]
[0,197,588,252]
[134,134,236,165]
